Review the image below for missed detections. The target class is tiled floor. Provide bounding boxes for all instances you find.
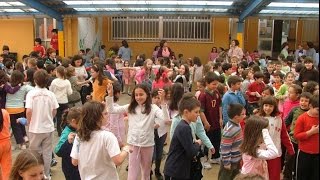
[11,93,220,180]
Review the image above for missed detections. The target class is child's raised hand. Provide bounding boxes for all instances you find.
[158,89,165,103]
[107,83,113,97]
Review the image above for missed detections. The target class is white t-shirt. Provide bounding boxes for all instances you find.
[70,130,121,180]
[25,86,59,133]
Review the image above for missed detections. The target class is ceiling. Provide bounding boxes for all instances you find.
[0,0,318,20]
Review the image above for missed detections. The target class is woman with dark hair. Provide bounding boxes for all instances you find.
[157,40,174,58]
[281,42,289,58]
[228,39,243,60]
[118,40,132,62]
[306,42,317,64]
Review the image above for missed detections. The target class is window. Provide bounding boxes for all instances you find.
[111,16,212,42]
[34,18,56,49]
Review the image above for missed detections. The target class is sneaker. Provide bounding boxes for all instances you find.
[202,162,212,169]
[51,158,58,167]
[209,158,220,164]
[23,136,29,143]
[20,144,27,150]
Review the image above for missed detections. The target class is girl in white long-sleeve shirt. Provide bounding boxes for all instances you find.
[49,66,72,136]
[106,83,169,180]
[240,116,278,179]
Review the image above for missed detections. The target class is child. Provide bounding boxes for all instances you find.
[259,53,267,70]
[164,93,202,180]
[294,95,319,180]
[121,61,135,95]
[9,150,45,180]
[151,89,167,179]
[106,83,169,180]
[275,72,295,113]
[173,64,191,92]
[252,86,275,115]
[298,57,319,86]
[45,48,58,66]
[198,72,222,166]
[54,107,81,180]
[33,38,46,58]
[240,70,253,99]
[70,101,130,179]
[264,62,274,85]
[259,97,294,180]
[89,63,111,102]
[282,84,302,120]
[246,72,265,115]
[271,71,283,94]
[104,82,126,148]
[240,116,278,178]
[283,92,312,180]
[195,78,205,100]
[203,63,213,77]
[49,66,73,136]
[65,66,84,108]
[221,63,233,85]
[6,70,34,150]
[0,107,11,179]
[152,66,172,90]
[135,59,155,88]
[25,70,59,178]
[222,76,246,125]
[274,61,285,77]
[219,103,246,180]
[281,59,291,74]
[230,57,239,74]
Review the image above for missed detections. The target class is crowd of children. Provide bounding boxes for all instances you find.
[0,39,319,180]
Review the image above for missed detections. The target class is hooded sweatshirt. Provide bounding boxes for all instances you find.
[49,78,72,104]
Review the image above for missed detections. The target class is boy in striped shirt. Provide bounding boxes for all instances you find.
[218,103,245,180]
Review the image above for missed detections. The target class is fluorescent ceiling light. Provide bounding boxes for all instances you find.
[0,2,10,6]
[260,9,319,15]
[0,9,24,12]
[64,1,233,6]
[7,2,25,6]
[25,8,38,12]
[268,2,318,8]
[74,7,228,12]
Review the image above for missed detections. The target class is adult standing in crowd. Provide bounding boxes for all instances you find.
[50,29,59,55]
[157,40,174,59]
[306,42,317,64]
[228,39,243,60]
[118,40,131,63]
[209,47,219,62]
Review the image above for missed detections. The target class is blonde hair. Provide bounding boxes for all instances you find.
[66,66,75,79]
[27,58,37,67]
[9,150,44,180]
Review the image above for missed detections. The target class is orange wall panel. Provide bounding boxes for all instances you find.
[244,17,259,53]
[102,17,230,64]
[0,19,34,61]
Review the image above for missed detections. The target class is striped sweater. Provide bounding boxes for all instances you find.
[220,120,243,166]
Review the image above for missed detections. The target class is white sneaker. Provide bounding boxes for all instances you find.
[24,136,29,143]
[202,162,212,169]
[20,144,27,150]
[209,158,220,164]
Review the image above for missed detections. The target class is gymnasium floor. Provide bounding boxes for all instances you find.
[11,93,219,180]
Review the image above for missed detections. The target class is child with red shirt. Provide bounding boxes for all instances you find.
[246,71,266,115]
[199,72,222,167]
[50,29,59,55]
[294,96,319,180]
[33,38,46,58]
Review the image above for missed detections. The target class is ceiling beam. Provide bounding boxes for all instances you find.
[16,0,62,20]
[264,6,319,11]
[0,12,42,16]
[239,0,266,22]
[66,11,233,16]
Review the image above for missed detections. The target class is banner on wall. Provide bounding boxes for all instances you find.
[78,17,103,55]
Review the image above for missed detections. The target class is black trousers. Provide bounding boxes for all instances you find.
[204,128,221,159]
[56,103,68,136]
[10,112,27,144]
[283,142,298,180]
[296,150,319,180]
